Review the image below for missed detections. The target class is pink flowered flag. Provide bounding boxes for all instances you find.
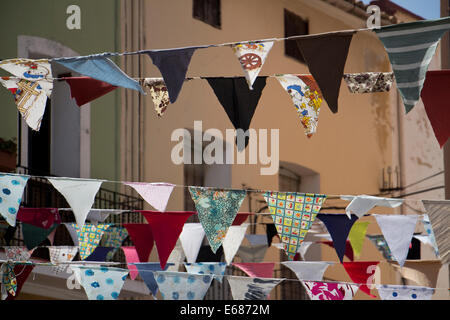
[301,280,360,300]
[124,182,175,212]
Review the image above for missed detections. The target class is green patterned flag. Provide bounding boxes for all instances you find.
[263,192,326,260]
[374,16,450,113]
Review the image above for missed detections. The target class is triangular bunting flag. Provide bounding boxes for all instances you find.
[317,214,359,262]
[86,209,113,223]
[179,223,205,264]
[295,31,355,113]
[17,208,61,229]
[276,74,323,137]
[233,213,252,226]
[227,276,283,300]
[0,58,52,93]
[394,260,442,288]
[142,78,170,117]
[124,182,175,212]
[233,263,275,278]
[123,223,154,262]
[223,223,249,265]
[48,246,78,274]
[153,271,213,300]
[206,77,267,150]
[263,192,326,260]
[145,47,200,103]
[0,174,29,227]
[100,226,129,248]
[184,262,227,283]
[343,261,380,298]
[121,246,140,280]
[245,234,267,246]
[302,280,359,300]
[47,177,103,229]
[69,223,111,260]
[320,240,354,261]
[374,16,450,113]
[3,264,34,300]
[231,41,274,90]
[281,261,332,281]
[367,234,395,261]
[189,187,246,253]
[63,76,117,107]
[377,284,434,300]
[237,244,268,263]
[1,263,17,299]
[374,214,418,267]
[297,241,313,260]
[85,247,115,261]
[4,246,32,261]
[421,214,440,257]
[341,195,404,219]
[166,239,186,272]
[22,222,59,250]
[342,72,394,93]
[132,262,174,295]
[140,211,195,269]
[71,265,129,300]
[422,200,450,264]
[348,221,370,258]
[53,54,143,93]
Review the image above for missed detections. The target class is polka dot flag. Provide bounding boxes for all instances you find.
[0,174,29,227]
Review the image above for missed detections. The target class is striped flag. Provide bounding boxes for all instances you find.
[374,17,450,113]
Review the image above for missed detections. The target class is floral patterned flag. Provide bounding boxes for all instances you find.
[377,284,434,300]
[1,263,17,299]
[48,246,78,274]
[184,262,227,283]
[142,78,170,117]
[343,72,394,93]
[231,41,274,90]
[68,223,111,260]
[302,281,360,300]
[263,192,326,260]
[153,271,213,300]
[421,214,440,258]
[189,187,247,253]
[0,174,29,227]
[367,234,395,261]
[276,74,323,137]
[227,276,283,300]
[3,246,32,262]
[71,265,129,300]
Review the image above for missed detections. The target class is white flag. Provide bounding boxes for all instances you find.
[179,223,205,263]
[223,224,249,265]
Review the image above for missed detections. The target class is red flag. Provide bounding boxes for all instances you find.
[343,261,380,298]
[233,262,275,278]
[140,211,195,269]
[63,76,117,107]
[6,265,34,300]
[421,70,450,148]
[17,208,61,229]
[232,213,253,225]
[123,223,154,262]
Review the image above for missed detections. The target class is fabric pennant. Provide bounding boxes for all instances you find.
[367,234,395,261]
[153,271,213,300]
[302,280,359,300]
[54,54,143,93]
[227,276,283,300]
[223,223,249,265]
[348,221,370,258]
[48,178,103,229]
[377,284,434,300]
[206,77,267,150]
[321,240,354,261]
[281,261,332,281]
[421,214,440,257]
[0,174,29,227]
[341,195,404,219]
[21,222,59,250]
[100,225,129,259]
[166,240,186,272]
[48,246,78,274]
[17,208,61,229]
[236,244,268,263]
[124,182,175,212]
[86,209,114,223]
[233,263,275,278]
[343,72,394,93]
[63,76,118,107]
[121,247,140,280]
[264,192,326,260]
[140,211,195,269]
[179,223,205,264]
[374,16,450,113]
[343,261,380,298]
[317,214,359,262]
[231,41,274,90]
[4,246,32,261]
[1,263,17,299]
[421,70,450,147]
[189,187,246,253]
[70,223,111,260]
[142,78,170,117]
[233,213,252,226]
[422,200,450,264]
[131,262,174,295]
[374,214,418,267]
[295,31,355,113]
[276,74,323,137]
[4,265,34,300]
[184,262,227,283]
[145,47,200,103]
[123,223,154,262]
[245,234,267,246]
[71,265,129,300]
[85,247,115,262]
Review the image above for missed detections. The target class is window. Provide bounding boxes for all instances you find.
[284,9,309,63]
[193,0,221,29]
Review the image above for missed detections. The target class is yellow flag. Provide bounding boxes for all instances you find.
[348,221,370,258]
